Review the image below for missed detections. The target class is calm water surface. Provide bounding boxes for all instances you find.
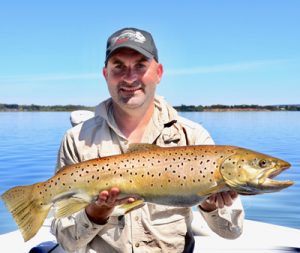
[0,111,299,234]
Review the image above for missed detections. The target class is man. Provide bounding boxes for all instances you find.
[51,27,244,253]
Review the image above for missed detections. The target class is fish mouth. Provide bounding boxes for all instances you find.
[262,161,293,191]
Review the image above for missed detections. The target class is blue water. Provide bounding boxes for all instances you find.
[0,111,299,235]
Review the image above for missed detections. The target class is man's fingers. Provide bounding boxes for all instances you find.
[221,192,233,206]
[106,187,120,205]
[216,194,224,208]
[229,191,238,200]
[115,196,136,205]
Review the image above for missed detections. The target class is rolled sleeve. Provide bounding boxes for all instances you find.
[199,196,244,239]
[51,209,107,252]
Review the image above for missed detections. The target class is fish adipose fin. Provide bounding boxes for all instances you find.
[1,184,51,242]
[111,199,145,216]
[53,191,92,218]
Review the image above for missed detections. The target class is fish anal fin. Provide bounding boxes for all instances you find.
[111,199,145,216]
[54,192,92,218]
[127,143,161,153]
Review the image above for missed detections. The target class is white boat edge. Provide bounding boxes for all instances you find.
[1,211,300,253]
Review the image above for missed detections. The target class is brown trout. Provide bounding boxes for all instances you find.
[1,144,293,241]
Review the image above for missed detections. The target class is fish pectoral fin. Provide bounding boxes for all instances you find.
[127,143,161,153]
[54,192,92,218]
[111,199,145,217]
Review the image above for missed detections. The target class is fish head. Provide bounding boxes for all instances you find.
[219,147,293,195]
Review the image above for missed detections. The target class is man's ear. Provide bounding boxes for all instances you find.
[156,63,163,83]
[102,67,108,80]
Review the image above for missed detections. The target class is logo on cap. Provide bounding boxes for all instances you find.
[112,30,146,46]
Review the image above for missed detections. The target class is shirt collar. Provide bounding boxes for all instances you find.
[94,96,178,143]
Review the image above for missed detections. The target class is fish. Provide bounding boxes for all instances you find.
[1,144,293,242]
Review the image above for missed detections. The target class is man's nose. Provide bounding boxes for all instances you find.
[123,68,138,84]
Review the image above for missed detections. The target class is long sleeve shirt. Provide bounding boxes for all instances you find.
[51,96,244,253]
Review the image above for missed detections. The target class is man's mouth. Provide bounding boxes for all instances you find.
[120,86,142,93]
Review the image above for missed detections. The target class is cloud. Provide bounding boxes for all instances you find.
[165,59,291,76]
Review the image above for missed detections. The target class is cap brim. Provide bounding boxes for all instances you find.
[105,43,154,64]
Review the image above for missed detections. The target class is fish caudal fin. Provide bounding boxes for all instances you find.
[1,184,51,242]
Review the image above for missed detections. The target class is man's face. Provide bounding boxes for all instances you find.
[103,48,163,110]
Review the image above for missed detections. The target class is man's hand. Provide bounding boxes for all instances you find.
[85,187,135,224]
[199,191,238,212]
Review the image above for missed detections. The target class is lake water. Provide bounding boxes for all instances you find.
[0,111,299,235]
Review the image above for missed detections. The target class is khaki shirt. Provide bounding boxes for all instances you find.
[51,96,244,253]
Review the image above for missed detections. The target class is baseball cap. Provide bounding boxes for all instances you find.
[105,27,158,64]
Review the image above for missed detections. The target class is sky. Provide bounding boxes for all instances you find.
[0,0,299,106]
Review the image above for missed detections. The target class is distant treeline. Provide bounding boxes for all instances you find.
[174,104,300,112]
[1,103,300,112]
[0,103,95,112]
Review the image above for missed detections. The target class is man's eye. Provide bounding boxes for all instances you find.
[114,64,123,69]
[137,63,145,68]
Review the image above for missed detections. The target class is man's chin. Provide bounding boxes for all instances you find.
[120,96,146,109]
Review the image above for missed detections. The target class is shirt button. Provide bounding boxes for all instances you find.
[135,242,140,247]
[135,216,139,221]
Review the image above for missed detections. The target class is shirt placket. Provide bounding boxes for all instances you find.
[130,208,145,252]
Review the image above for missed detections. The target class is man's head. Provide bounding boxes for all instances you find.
[105,28,158,65]
[103,28,163,112]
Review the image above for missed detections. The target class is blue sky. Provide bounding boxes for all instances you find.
[0,0,299,106]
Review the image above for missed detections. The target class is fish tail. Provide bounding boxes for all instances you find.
[1,184,51,242]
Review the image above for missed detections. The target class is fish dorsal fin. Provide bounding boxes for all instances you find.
[127,143,161,153]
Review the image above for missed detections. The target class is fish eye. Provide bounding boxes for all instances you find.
[258,159,268,168]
